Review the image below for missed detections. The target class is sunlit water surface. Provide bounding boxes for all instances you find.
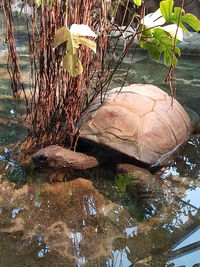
[0,11,200,267]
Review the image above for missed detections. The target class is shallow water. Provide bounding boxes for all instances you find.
[0,12,200,267]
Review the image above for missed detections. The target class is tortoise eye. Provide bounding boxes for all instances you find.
[38,155,47,162]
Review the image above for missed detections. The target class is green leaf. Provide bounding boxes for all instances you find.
[139,27,181,67]
[139,0,200,67]
[73,36,96,52]
[164,50,170,66]
[149,46,162,61]
[174,46,181,57]
[160,0,173,20]
[171,8,200,31]
[54,24,97,77]
[133,0,142,7]
[114,174,133,193]
[181,13,200,31]
[66,28,76,54]
[153,27,167,39]
[62,53,83,77]
[173,7,184,21]
[160,1,200,32]
[53,26,76,54]
[171,7,189,32]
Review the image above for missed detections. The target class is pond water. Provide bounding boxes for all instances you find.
[0,11,200,267]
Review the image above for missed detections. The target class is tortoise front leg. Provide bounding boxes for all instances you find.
[115,163,163,202]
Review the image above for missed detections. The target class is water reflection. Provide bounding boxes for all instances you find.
[0,152,200,266]
[0,179,128,265]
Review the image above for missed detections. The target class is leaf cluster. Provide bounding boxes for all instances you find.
[160,0,200,32]
[53,26,96,77]
[139,27,181,66]
[139,0,200,67]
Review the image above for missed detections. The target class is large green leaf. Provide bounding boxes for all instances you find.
[54,26,76,54]
[73,36,96,52]
[53,24,96,76]
[170,8,190,33]
[173,7,184,21]
[54,27,97,53]
[66,28,76,54]
[62,53,83,77]
[181,13,200,31]
[160,1,200,32]
[160,0,173,20]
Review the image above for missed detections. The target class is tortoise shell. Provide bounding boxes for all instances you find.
[80,84,192,165]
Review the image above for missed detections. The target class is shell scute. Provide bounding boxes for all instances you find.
[80,84,192,165]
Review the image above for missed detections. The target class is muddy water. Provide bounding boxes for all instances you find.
[0,12,200,267]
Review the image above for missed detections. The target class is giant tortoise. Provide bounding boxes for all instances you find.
[32,84,199,174]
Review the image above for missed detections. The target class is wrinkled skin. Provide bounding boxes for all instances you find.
[32,145,100,169]
[32,145,163,201]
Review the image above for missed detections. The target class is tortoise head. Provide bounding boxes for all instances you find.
[32,145,76,168]
[32,145,100,169]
